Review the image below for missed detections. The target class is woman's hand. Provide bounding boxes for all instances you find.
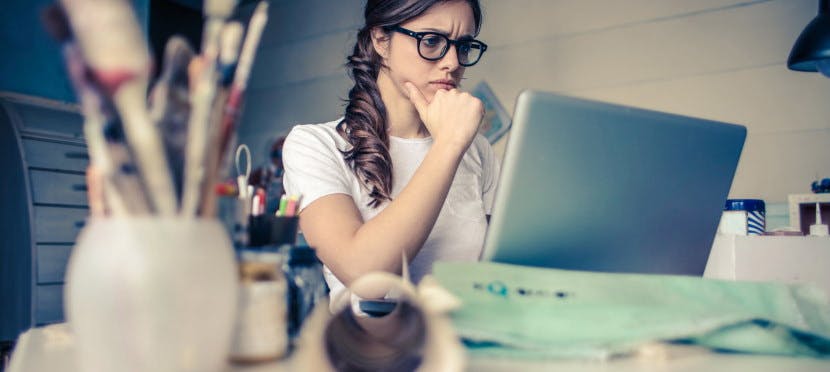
[405,82,484,152]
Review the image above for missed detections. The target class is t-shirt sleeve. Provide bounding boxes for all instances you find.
[480,136,501,215]
[282,125,352,212]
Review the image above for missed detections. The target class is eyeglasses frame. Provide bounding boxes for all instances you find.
[389,25,488,67]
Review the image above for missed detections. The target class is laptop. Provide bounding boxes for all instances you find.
[480,91,746,276]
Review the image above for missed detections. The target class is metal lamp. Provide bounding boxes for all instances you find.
[788,0,830,77]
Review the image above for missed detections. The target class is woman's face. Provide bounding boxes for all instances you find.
[376,1,477,102]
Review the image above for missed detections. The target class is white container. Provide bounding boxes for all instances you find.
[718,199,765,236]
[229,258,289,362]
[65,218,239,372]
[705,234,830,297]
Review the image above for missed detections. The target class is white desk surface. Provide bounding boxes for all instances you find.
[11,236,830,372]
[9,323,830,372]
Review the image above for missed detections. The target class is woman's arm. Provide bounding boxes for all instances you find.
[299,141,463,285]
[299,85,483,286]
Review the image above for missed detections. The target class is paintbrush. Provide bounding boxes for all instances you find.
[148,36,196,204]
[181,0,239,216]
[42,3,150,216]
[201,22,245,217]
[60,0,177,215]
[232,1,269,94]
[219,22,244,88]
[217,1,269,168]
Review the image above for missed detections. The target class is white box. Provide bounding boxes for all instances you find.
[704,234,830,296]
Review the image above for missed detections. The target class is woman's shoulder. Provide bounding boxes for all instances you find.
[468,133,495,159]
[471,133,491,149]
[285,118,348,149]
[287,118,342,138]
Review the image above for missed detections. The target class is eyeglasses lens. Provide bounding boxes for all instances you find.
[416,33,484,66]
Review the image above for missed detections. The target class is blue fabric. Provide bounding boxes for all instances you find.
[432,262,830,359]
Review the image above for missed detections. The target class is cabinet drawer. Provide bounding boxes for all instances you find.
[22,139,88,172]
[30,170,88,206]
[37,245,73,284]
[11,100,84,139]
[35,284,64,325]
[34,206,88,243]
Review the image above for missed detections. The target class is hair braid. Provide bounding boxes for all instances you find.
[337,28,393,208]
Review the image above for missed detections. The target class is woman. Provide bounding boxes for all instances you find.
[282,0,498,303]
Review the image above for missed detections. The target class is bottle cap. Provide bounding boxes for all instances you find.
[724,199,765,212]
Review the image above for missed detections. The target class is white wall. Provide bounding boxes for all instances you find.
[236,0,363,165]
[238,0,830,204]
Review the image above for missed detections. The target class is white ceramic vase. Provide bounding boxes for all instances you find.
[65,218,239,372]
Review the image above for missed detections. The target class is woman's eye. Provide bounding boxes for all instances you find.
[422,35,444,48]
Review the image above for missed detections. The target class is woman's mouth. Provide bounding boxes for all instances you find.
[429,80,457,90]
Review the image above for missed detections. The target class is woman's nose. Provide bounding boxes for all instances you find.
[437,45,461,71]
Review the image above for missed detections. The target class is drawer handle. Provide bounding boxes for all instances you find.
[64,152,90,160]
[74,221,86,229]
[72,184,88,192]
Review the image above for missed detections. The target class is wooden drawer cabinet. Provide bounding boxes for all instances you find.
[36,245,73,284]
[29,170,89,207]
[33,207,88,243]
[14,101,84,139]
[1,93,89,342]
[22,139,89,173]
[35,285,65,325]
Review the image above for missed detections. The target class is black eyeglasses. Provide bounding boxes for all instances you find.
[390,25,487,67]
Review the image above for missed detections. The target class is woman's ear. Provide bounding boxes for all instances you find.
[370,27,391,59]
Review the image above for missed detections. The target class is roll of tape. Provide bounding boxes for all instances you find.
[292,272,465,371]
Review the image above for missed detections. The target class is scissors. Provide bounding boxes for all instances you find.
[235,144,252,199]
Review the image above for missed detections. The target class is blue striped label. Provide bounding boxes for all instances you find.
[746,211,765,235]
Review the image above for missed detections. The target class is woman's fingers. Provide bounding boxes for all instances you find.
[405,82,428,119]
[404,82,484,151]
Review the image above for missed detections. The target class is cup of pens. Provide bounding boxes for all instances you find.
[44,0,272,371]
[248,215,300,247]
[247,194,302,247]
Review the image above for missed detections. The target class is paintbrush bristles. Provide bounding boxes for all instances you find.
[201,0,238,55]
[233,1,269,91]
[204,0,239,18]
[220,22,244,66]
[149,36,195,124]
[163,37,196,78]
[219,22,244,87]
[59,0,150,73]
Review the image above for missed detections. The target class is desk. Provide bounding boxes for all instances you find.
[10,238,830,372]
[9,323,830,372]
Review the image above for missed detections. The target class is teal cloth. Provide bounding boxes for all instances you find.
[432,262,830,359]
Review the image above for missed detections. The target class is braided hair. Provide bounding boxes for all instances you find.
[337,0,482,208]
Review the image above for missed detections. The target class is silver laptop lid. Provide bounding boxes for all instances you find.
[481,91,746,275]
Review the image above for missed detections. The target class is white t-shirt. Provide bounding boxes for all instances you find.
[282,118,500,302]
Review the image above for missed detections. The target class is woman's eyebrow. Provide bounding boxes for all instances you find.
[419,27,475,39]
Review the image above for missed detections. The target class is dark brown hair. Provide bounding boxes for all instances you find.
[337,0,483,208]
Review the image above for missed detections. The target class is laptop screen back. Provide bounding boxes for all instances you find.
[480,91,746,275]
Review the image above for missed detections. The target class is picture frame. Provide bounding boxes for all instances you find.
[471,81,511,144]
